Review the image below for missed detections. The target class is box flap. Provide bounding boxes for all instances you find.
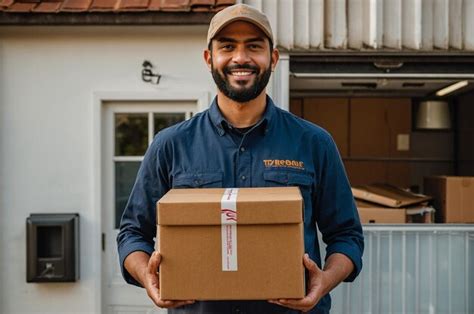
[352,183,432,208]
[157,187,303,226]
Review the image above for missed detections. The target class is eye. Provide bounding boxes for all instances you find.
[220,44,234,51]
[248,43,263,50]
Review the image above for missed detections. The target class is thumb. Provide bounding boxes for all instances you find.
[303,253,319,274]
[148,251,161,275]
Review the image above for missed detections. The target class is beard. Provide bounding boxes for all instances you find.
[211,61,272,103]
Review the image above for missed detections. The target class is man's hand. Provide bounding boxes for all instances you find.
[268,252,354,313]
[268,254,328,312]
[124,251,195,309]
[144,251,195,309]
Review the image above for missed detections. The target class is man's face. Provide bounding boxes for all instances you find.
[205,21,279,103]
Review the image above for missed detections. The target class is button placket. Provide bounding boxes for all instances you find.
[236,143,251,187]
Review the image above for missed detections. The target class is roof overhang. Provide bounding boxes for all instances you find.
[0,11,214,25]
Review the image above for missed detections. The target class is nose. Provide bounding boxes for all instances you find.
[231,45,251,65]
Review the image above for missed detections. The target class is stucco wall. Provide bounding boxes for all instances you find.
[0,25,218,314]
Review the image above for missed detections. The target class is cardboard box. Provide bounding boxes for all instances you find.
[424,176,474,223]
[356,200,434,224]
[352,183,431,208]
[356,200,407,223]
[157,187,305,300]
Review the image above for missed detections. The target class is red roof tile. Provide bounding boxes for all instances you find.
[0,0,235,15]
[0,0,15,9]
[159,0,189,12]
[60,0,92,11]
[190,0,213,5]
[215,0,233,5]
[213,0,233,11]
[89,0,116,11]
[190,0,212,12]
[7,1,36,11]
[147,0,160,11]
[33,1,61,11]
[117,0,149,11]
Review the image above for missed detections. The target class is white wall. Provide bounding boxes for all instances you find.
[0,25,216,314]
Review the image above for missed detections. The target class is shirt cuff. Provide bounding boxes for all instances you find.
[118,241,155,287]
[325,241,363,282]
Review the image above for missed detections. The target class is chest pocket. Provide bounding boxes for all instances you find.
[263,170,313,188]
[264,170,314,224]
[172,172,223,188]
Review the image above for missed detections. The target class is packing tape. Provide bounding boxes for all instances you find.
[221,188,238,271]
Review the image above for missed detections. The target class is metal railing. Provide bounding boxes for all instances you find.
[331,225,474,314]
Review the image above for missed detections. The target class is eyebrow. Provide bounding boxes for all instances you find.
[216,37,266,44]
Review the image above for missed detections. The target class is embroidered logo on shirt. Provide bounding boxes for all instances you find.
[263,159,305,170]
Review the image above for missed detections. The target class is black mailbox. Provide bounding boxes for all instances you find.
[26,213,79,282]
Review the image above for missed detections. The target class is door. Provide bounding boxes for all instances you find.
[102,100,196,314]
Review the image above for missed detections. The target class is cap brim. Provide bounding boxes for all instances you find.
[208,17,273,45]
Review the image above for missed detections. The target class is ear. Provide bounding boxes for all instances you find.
[204,49,212,71]
[271,48,280,72]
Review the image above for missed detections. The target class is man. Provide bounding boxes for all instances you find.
[117,4,364,314]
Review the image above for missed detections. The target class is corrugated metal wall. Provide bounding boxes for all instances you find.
[330,226,474,314]
[242,0,474,51]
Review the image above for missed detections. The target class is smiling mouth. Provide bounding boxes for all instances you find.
[228,70,256,79]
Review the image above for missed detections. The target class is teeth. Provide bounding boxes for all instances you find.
[232,71,252,76]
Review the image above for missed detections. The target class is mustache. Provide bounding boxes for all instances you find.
[224,64,259,74]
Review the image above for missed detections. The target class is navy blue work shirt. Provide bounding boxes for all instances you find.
[117,95,364,314]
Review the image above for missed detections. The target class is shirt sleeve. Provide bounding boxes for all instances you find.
[116,135,170,287]
[314,135,364,282]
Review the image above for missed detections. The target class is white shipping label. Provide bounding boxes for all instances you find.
[221,188,238,271]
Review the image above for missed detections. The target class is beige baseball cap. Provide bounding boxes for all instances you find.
[207,3,274,46]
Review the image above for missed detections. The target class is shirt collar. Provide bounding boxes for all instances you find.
[208,95,276,136]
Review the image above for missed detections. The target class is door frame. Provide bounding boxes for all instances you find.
[91,90,210,314]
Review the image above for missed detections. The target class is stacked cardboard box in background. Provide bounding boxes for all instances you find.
[356,199,406,223]
[352,184,434,224]
[424,176,474,223]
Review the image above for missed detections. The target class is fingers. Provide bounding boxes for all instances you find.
[145,277,162,308]
[303,283,319,307]
[145,252,164,307]
[156,300,195,309]
[268,298,315,312]
[267,254,321,312]
[146,252,195,309]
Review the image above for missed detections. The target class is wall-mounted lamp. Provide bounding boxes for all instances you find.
[416,100,451,130]
[142,60,161,85]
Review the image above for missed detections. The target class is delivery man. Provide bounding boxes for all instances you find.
[117,4,364,314]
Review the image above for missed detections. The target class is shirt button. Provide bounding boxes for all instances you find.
[240,147,245,152]
[241,175,246,181]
